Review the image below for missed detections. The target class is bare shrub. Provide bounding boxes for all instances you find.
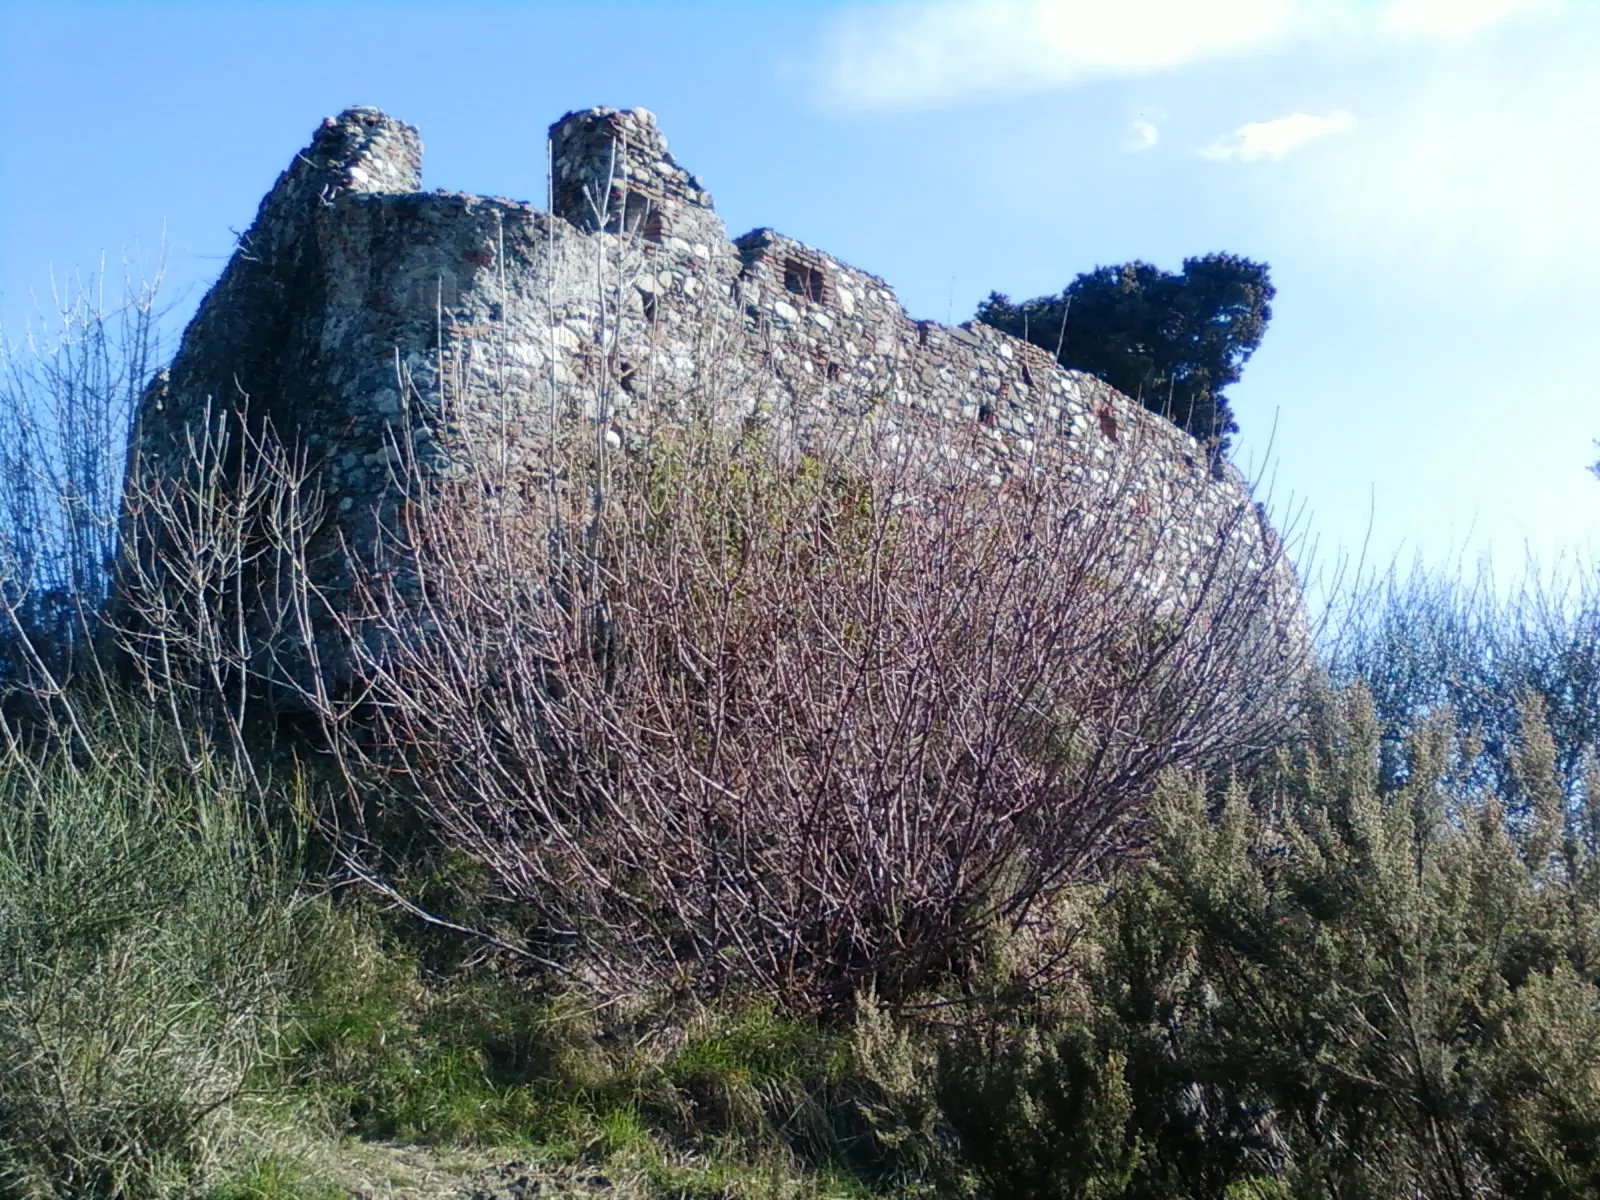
[0,262,162,685]
[300,405,1304,1012]
[114,402,326,774]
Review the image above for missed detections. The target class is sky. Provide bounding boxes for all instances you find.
[2,0,1597,592]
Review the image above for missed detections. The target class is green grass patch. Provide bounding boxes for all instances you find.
[209,1153,346,1200]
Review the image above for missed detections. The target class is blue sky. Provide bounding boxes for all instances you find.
[2,0,1596,588]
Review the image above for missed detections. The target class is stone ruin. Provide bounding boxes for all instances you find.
[124,105,1303,680]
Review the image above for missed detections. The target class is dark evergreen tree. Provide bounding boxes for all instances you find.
[976,254,1275,459]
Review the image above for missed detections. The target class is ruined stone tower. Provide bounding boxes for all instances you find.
[124,105,1302,683]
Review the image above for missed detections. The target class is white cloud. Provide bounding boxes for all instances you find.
[817,0,1571,109]
[1379,0,1561,38]
[1125,117,1161,152]
[819,0,1294,110]
[1199,110,1356,162]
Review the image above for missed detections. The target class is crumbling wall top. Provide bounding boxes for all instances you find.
[550,107,716,241]
[306,106,422,200]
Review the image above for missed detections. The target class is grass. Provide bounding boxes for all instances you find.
[210,1154,346,1200]
[0,708,302,1199]
[259,914,925,1194]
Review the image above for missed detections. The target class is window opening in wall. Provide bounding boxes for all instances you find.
[783,259,826,303]
[1020,363,1034,387]
[826,362,842,381]
[620,193,664,242]
[978,403,996,427]
[640,291,658,324]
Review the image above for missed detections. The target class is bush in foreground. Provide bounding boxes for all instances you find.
[303,417,1301,1015]
[935,685,1600,1199]
[0,710,301,1199]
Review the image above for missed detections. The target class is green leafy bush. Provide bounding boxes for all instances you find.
[935,685,1600,1199]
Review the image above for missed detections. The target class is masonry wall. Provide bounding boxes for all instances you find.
[125,105,1301,676]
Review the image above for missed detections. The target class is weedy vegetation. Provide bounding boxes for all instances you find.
[2,259,1598,1200]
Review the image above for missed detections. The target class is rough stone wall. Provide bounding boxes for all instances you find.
[124,105,1301,676]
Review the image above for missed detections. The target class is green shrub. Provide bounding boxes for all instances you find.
[934,684,1600,1199]
[0,716,300,1198]
[937,1022,1141,1200]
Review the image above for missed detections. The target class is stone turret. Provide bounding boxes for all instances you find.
[550,107,721,247]
[132,107,423,462]
[303,105,423,199]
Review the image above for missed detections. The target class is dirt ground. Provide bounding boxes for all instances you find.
[272,1138,657,1200]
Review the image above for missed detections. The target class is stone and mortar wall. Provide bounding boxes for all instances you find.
[125,105,1301,671]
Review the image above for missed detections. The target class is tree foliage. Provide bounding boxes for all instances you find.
[975,254,1275,458]
[1327,564,1600,804]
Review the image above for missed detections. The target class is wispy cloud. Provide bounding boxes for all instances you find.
[1199,110,1356,162]
[818,0,1568,109]
[819,0,1293,110]
[1286,37,1600,297]
[1125,116,1161,152]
